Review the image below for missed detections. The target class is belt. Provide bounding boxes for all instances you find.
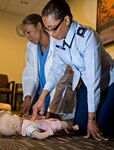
[77,78,83,89]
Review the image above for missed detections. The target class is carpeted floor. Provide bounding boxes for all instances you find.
[0,109,114,150]
[0,131,114,150]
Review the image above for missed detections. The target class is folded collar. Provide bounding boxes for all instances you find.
[63,21,77,48]
[55,22,77,50]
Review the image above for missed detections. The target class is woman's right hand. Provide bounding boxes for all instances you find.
[20,96,31,117]
[31,90,49,120]
[31,96,45,120]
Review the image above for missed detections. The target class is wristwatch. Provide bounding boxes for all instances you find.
[88,116,96,121]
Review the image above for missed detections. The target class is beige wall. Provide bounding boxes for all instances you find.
[68,0,97,29]
[0,11,27,83]
[68,0,114,58]
[105,44,114,58]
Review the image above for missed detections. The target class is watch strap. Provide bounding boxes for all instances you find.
[88,116,96,121]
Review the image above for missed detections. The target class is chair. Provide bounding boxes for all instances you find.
[0,74,15,109]
[14,83,23,110]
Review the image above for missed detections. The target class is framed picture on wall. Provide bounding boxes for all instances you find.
[97,0,114,45]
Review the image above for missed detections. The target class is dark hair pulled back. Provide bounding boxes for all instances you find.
[42,0,72,22]
[22,14,44,27]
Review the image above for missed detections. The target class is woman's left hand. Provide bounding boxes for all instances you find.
[84,120,108,141]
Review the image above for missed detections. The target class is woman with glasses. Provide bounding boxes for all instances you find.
[32,0,114,141]
[20,14,76,119]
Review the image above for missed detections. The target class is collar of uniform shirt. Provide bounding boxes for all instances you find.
[55,32,75,50]
[63,32,75,49]
[55,39,65,50]
[63,21,77,49]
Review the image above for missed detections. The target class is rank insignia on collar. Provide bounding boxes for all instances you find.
[77,27,87,37]
[55,45,66,50]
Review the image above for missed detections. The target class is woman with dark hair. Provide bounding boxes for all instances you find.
[32,0,114,141]
[20,13,76,120]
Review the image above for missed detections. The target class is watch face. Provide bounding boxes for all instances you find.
[16,24,25,37]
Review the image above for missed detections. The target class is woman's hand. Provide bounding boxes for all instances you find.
[31,97,45,120]
[84,120,108,141]
[20,96,31,117]
[31,90,49,120]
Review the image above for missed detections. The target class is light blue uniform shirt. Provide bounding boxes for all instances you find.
[44,21,114,112]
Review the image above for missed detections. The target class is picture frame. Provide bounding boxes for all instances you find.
[97,0,114,45]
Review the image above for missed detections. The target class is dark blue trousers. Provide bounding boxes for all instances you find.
[74,82,114,136]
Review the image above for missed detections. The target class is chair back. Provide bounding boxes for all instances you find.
[0,74,8,88]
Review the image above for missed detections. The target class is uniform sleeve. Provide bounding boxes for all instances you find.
[83,30,101,112]
[22,42,37,100]
[44,48,66,92]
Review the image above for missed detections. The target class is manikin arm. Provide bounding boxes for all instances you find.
[31,127,54,140]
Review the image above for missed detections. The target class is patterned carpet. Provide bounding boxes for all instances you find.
[0,132,114,150]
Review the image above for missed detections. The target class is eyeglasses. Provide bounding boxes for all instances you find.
[44,18,64,33]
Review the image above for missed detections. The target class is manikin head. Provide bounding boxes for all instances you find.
[0,112,22,136]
